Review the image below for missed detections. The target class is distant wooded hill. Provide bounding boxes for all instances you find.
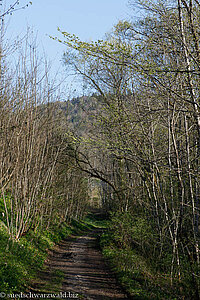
[52,94,102,133]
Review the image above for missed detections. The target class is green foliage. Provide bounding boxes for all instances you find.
[70,218,92,233]
[0,195,11,224]
[109,212,155,253]
[84,211,109,228]
[100,212,179,299]
[0,230,35,293]
[51,269,65,284]
[0,220,73,293]
[0,261,27,292]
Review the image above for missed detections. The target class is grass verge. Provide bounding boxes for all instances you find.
[99,217,181,300]
[0,218,91,294]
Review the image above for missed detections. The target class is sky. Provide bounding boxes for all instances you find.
[2,0,135,96]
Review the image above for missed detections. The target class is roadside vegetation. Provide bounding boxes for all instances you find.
[100,213,183,299]
[85,211,184,299]
[0,209,95,294]
[0,217,70,293]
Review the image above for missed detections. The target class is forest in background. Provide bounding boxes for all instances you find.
[1,0,200,298]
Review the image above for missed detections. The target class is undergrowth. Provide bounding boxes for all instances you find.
[0,218,90,294]
[83,211,109,228]
[99,212,183,300]
[1,209,188,299]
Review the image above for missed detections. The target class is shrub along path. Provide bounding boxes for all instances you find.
[30,223,128,299]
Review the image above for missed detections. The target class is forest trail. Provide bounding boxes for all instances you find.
[31,227,128,300]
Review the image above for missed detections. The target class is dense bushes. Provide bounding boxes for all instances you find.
[100,212,190,299]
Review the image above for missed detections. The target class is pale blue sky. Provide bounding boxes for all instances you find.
[3,0,135,95]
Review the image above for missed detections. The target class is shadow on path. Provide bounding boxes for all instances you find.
[30,222,128,299]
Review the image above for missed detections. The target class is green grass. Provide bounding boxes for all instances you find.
[83,211,109,228]
[95,211,185,300]
[0,217,91,294]
[100,231,178,300]
[0,230,44,293]
[0,209,183,299]
[70,218,93,232]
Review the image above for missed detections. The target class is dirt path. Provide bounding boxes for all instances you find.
[33,228,128,299]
